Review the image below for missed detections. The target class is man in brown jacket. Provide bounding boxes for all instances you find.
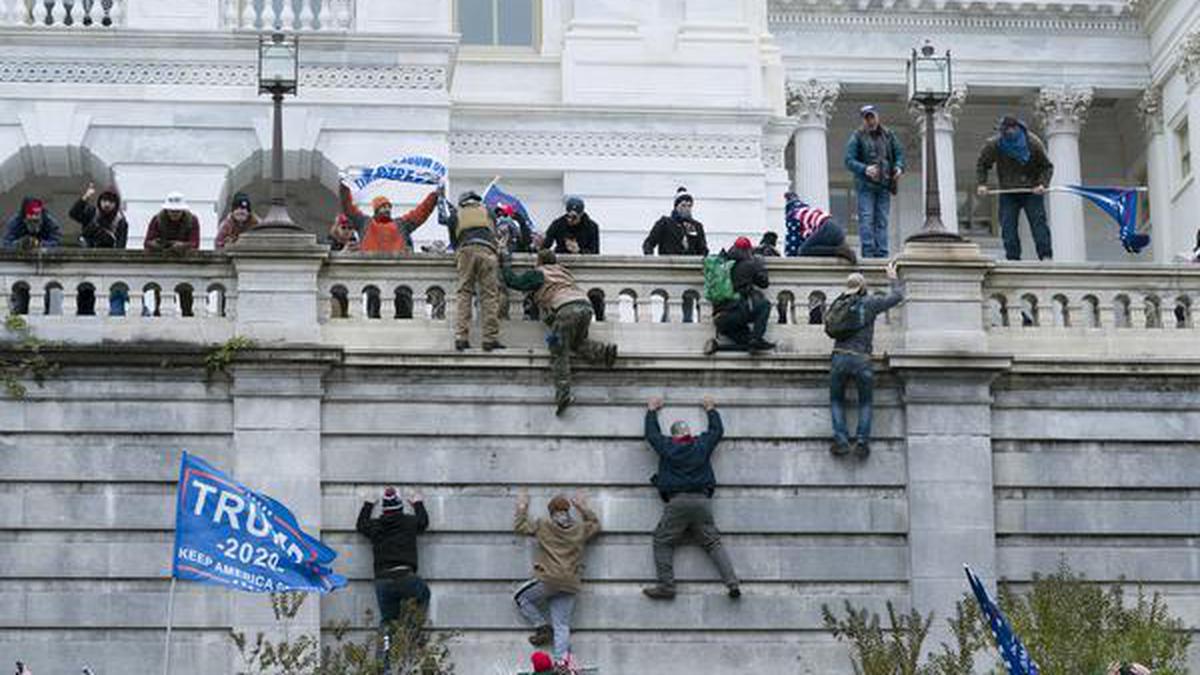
[502,249,618,415]
[513,490,601,670]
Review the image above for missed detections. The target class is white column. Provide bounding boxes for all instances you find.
[1037,85,1094,262]
[1139,86,1176,262]
[1185,42,1200,251]
[911,87,967,233]
[786,79,839,210]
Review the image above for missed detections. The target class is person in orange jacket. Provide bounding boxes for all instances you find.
[338,183,438,254]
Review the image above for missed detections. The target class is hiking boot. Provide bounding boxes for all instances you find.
[454,339,470,352]
[727,584,742,600]
[603,343,618,368]
[830,441,851,457]
[642,584,676,600]
[854,440,871,459]
[749,339,776,353]
[528,624,553,646]
[703,338,719,356]
[835,244,858,264]
[555,395,575,417]
[482,341,506,352]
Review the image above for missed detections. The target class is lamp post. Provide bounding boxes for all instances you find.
[906,41,963,243]
[256,32,301,231]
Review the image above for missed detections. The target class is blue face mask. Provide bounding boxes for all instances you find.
[998,126,1031,164]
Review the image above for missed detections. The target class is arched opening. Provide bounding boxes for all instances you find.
[0,144,116,248]
[807,291,826,326]
[1019,294,1039,328]
[987,294,1008,328]
[1081,295,1100,328]
[218,148,342,245]
[363,285,382,319]
[76,282,96,316]
[109,282,129,317]
[206,284,227,318]
[174,283,195,317]
[618,289,638,323]
[682,289,701,324]
[1174,296,1192,329]
[9,282,30,315]
[141,283,163,317]
[394,286,413,320]
[650,289,669,323]
[426,286,446,320]
[1051,294,1070,328]
[1112,294,1131,328]
[330,285,350,319]
[43,282,64,316]
[1144,295,1162,329]
[587,288,605,322]
[776,290,795,325]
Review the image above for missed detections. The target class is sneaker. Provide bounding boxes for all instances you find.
[835,244,858,264]
[727,584,742,600]
[854,440,871,459]
[830,441,851,457]
[604,343,618,368]
[482,341,506,352]
[703,338,719,356]
[642,584,676,600]
[555,395,575,417]
[749,339,775,352]
[528,624,553,646]
[454,339,470,351]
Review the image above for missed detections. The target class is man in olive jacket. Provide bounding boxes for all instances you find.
[355,487,430,625]
[514,490,601,667]
[976,115,1055,261]
[642,395,740,600]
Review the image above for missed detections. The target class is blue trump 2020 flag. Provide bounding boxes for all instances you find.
[966,565,1040,675]
[1059,185,1149,254]
[483,182,539,234]
[172,452,346,593]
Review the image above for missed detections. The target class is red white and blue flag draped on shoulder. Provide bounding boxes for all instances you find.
[1058,185,1149,254]
[172,452,346,593]
[965,565,1040,675]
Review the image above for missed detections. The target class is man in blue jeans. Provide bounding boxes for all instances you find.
[830,260,903,459]
[976,115,1055,260]
[355,487,431,625]
[844,105,904,258]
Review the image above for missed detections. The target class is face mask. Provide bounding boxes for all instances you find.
[551,511,574,528]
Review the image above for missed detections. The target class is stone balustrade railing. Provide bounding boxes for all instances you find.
[225,0,352,32]
[1,0,122,27]
[4,243,1200,363]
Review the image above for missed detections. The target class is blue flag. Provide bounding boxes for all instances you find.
[483,182,539,234]
[172,452,346,593]
[1060,185,1149,254]
[966,565,1040,675]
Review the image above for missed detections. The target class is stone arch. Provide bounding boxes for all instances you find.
[217,147,341,239]
[0,143,117,248]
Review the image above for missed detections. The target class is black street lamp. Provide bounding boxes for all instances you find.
[256,32,301,231]
[906,41,963,243]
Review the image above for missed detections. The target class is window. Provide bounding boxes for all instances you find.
[456,0,536,47]
[1176,120,1191,180]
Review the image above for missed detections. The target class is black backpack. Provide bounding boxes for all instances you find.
[824,292,866,340]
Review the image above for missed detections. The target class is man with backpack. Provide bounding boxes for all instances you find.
[703,237,773,355]
[824,260,904,458]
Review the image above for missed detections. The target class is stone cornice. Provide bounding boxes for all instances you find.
[769,9,1141,35]
[786,79,841,129]
[449,130,762,161]
[1036,85,1095,134]
[770,0,1131,15]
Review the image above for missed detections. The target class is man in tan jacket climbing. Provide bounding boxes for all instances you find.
[513,490,602,672]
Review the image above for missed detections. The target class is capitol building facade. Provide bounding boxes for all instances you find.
[0,0,1196,261]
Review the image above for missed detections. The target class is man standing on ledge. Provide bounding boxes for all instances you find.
[976,115,1055,261]
[844,105,904,259]
[642,395,740,601]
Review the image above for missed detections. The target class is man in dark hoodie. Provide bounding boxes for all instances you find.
[976,115,1055,261]
[355,487,431,625]
[543,196,600,255]
[69,182,128,248]
[643,187,708,256]
[705,237,774,355]
[642,395,740,601]
[3,198,62,250]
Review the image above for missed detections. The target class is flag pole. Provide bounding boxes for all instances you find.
[982,186,1149,195]
[162,576,177,675]
[482,175,501,199]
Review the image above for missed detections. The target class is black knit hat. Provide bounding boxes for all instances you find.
[231,192,252,211]
[565,196,585,214]
[673,186,693,208]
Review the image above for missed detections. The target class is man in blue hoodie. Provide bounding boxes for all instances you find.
[642,395,740,601]
[3,198,62,250]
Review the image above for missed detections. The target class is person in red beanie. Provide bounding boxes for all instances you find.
[704,236,774,355]
[4,197,62,250]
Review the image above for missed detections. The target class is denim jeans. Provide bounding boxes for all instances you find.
[998,193,1052,260]
[374,575,430,626]
[514,579,577,660]
[798,221,847,257]
[856,187,891,258]
[714,297,770,346]
[830,352,874,446]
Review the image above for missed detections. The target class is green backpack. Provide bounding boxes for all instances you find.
[824,292,866,339]
[703,254,738,304]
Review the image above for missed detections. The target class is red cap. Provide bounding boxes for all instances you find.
[498,203,516,217]
[531,652,554,672]
[733,236,753,250]
[24,200,44,217]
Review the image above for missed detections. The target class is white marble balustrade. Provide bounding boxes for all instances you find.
[225,0,351,31]
[1,0,122,27]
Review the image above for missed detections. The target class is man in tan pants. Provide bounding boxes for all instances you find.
[441,188,503,351]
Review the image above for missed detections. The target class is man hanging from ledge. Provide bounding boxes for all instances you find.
[337,181,438,254]
[356,487,431,627]
[642,395,740,601]
[502,248,618,415]
[514,490,601,673]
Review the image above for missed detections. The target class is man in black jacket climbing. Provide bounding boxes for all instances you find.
[705,237,774,355]
[356,487,431,625]
[642,395,740,601]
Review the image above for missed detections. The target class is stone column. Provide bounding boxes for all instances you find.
[1183,34,1200,247]
[786,79,840,210]
[910,87,967,233]
[226,230,329,344]
[893,239,1007,656]
[1036,85,1094,262]
[1139,86,1176,262]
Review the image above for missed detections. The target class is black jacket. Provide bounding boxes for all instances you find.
[543,214,600,254]
[356,501,429,577]
[715,248,769,314]
[69,191,128,248]
[645,409,723,499]
[643,213,708,256]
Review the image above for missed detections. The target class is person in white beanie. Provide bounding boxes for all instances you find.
[144,192,199,251]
